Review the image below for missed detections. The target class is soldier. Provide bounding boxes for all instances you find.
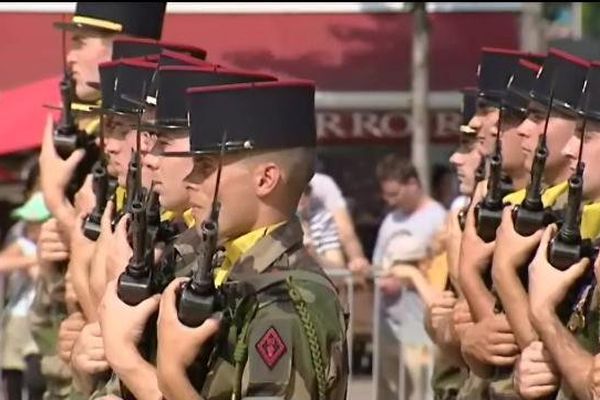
[426,88,480,400]
[456,48,544,400]
[34,4,167,399]
[93,65,277,399]
[148,80,348,399]
[517,61,600,400]
[489,50,592,399]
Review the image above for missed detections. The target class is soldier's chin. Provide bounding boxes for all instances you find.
[460,182,473,196]
[76,84,99,103]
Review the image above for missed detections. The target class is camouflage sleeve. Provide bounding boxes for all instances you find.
[242,279,348,400]
[29,265,73,398]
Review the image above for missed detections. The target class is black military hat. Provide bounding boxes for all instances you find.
[178,81,317,156]
[577,62,600,122]
[141,51,215,106]
[502,59,542,115]
[529,48,590,115]
[112,38,207,61]
[147,66,276,133]
[477,47,545,107]
[54,2,166,40]
[99,59,156,115]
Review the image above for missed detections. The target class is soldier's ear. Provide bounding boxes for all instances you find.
[254,162,282,198]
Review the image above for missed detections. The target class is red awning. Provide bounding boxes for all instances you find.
[0,76,60,155]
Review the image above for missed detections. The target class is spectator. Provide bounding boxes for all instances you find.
[298,184,345,267]
[372,154,447,266]
[372,154,446,400]
[309,172,370,272]
[379,231,437,400]
[0,192,50,400]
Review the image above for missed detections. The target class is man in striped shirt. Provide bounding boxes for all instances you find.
[298,184,345,267]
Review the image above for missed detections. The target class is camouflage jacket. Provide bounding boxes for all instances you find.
[29,261,72,400]
[555,278,600,399]
[194,217,348,400]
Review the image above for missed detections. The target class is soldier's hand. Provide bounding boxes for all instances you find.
[427,291,457,343]
[38,218,70,264]
[90,201,114,303]
[70,212,97,267]
[460,314,519,366]
[588,353,600,399]
[445,209,463,283]
[71,322,110,375]
[492,207,543,277]
[459,186,496,276]
[99,280,160,371]
[58,311,86,364]
[157,278,221,373]
[106,214,133,281]
[39,113,85,212]
[65,270,78,313]
[514,341,559,399]
[451,297,474,340]
[529,224,589,326]
[74,175,96,216]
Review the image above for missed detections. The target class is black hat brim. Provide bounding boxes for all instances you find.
[161,141,255,158]
[53,21,118,36]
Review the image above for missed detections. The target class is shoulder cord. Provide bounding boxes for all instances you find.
[286,277,327,400]
[232,301,259,400]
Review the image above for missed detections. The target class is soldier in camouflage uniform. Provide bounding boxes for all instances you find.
[491,50,596,400]
[455,48,544,400]
[426,88,479,400]
[154,81,348,399]
[92,50,275,399]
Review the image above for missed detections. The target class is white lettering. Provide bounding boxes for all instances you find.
[316,112,345,139]
[352,112,382,138]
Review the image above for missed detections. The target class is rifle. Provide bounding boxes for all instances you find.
[53,20,99,199]
[512,89,556,236]
[175,134,227,393]
[82,114,115,240]
[117,97,153,306]
[475,107,506,242]
[547,93,597,331]
[115,100,152,400]
[176,133,227,327]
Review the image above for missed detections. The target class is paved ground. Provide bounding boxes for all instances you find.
[349,375,373,400]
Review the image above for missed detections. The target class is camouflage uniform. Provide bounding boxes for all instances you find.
[192,218,348,400]
[29,261,72,400]
[554,283,600,399]
[431,346,468,400]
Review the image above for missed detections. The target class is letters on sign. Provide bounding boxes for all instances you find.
[316,110,461,143]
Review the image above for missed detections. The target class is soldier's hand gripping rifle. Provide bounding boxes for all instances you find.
[475,107,506,242]
[547,95,597,330]
[53,24,99,199]
[512,89,557,236]
[176,134,227,328]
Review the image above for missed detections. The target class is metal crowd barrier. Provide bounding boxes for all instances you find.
[324,268,356,396]
[371,271,434,400]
